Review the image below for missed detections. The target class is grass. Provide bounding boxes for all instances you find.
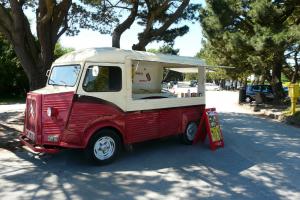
[284,105,300,126]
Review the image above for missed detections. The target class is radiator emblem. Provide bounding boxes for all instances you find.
[29,102,35,118]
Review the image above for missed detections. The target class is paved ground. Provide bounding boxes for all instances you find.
[0,91,299,200]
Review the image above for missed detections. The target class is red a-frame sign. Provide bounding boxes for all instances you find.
[193,108,224,150]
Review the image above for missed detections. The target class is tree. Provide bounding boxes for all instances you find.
[0,34,28,97]
[0,34,74,97]
[284,44,300,84]
[0,0,74,90]
[199,0,300,102]
[0,1,114,90]
[132,0,200,51]
[83,0,200,50]
[112,0,139,48]
[148,44,179,55]
[54,43,74,59]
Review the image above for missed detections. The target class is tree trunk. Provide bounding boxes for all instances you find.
[112,1,139,48]
[291,65,299,84]
[30,70,48,90]
[132,0,190,51]
[132,41,147,51]
[291,52,299,84]
[13,45,48,90]
[271,61,284,104]
[0,0,71,91]
[112,32,121,48]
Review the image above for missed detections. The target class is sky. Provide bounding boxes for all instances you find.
[26,0,206,57]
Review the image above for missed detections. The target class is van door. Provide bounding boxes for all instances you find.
[76,63,126,110]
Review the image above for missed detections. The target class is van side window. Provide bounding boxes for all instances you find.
[83,66,122,92]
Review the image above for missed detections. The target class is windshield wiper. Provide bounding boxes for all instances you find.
[49,79,56,84]
[59,80,68,86]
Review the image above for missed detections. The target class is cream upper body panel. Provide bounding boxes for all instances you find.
[50,47,207,112]
[53,47,206,67]
[33,85,76,94]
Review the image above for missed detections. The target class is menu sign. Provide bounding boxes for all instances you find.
[207,110,223,143]
[193,108,224,150]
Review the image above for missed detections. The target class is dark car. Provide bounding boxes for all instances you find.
[245,85,274,103]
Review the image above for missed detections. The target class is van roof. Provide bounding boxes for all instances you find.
[54,47,206,67]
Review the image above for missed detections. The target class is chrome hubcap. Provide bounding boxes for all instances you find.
[186,122,198,141]
[94,136,115,160]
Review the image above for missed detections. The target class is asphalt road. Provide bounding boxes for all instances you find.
[0,91,300,200]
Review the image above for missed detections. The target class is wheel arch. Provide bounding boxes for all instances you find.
[83,123,125,148]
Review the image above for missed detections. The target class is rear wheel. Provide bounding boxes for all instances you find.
[181,122,198,145]
[85,129,121,165]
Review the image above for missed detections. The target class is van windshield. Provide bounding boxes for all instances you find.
[48,65,80,86]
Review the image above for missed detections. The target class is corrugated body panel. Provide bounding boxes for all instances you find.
[126,112,159,143]
[67,102,123,138]
[42,92,74,137]
[159,108,181,137]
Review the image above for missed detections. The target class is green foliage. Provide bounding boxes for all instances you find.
[54,43,74,59]
[184,73,198,81]
[206,69,230,82]
[148,45,179,55]
[0,35,28,97]
[199,0,300,100]
[0,35,74,98]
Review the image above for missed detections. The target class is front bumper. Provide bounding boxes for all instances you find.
[19,135,60,154]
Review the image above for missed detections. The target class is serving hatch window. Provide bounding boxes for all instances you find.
[48,65,80,87]
[83,66,122,92]
[131,60,205,100]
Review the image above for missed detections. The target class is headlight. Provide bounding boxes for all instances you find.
[47,107,52,117]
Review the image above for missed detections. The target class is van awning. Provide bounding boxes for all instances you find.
[168,65,233,73]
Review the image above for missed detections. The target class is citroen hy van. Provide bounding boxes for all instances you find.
[20,48,207,164]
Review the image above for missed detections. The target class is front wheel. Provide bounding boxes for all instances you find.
[85,129,121,165]
[181,122,198,145]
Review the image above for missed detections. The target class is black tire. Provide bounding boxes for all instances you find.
[85,129,121,165]
[181,122,198,145]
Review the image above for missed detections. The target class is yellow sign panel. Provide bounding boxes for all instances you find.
[288,84,299,98]
[210,127,222,142]
[207,112,223,142]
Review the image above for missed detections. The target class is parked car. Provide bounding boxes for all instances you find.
[205,83,221,91]
[169,81,198,96]
[245,85,274,103]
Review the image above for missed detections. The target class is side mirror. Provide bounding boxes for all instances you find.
[92,66,99,77]
[46,70,50,77]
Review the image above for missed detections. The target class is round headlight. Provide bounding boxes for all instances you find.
[47,107,52,117]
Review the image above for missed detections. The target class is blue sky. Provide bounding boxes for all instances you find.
[26,0,206,57]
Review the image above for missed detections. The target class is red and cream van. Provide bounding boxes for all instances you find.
[20,48,207,164]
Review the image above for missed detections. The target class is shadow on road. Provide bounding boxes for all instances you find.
[0,111,23,151]
[0,111,24,125]
[0,112,300,199]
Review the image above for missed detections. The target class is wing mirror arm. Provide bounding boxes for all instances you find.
[46,70,50,77]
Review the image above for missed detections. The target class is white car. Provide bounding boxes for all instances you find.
[169,82,198,97]
[205,83,221,91]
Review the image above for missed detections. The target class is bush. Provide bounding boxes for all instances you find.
[0,36,29,98]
